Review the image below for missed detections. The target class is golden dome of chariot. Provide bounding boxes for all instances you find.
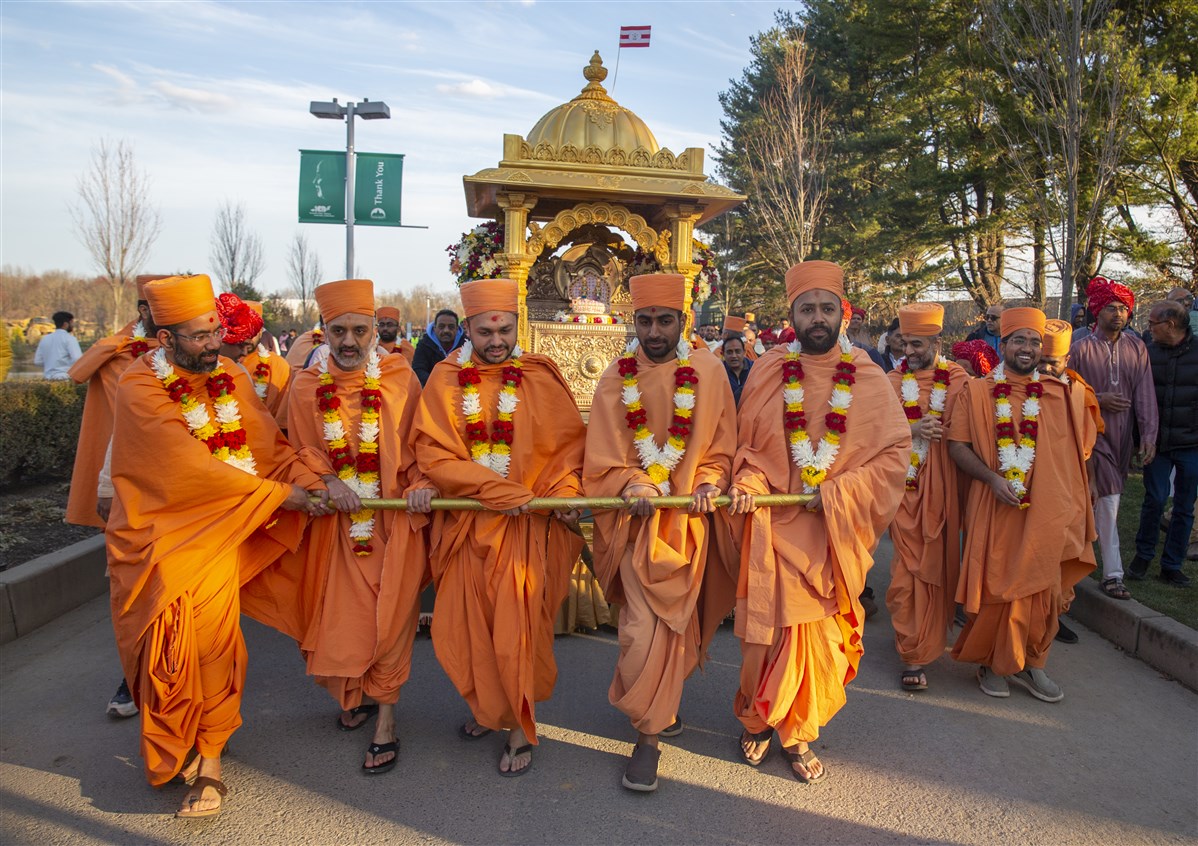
[525,52,659,155]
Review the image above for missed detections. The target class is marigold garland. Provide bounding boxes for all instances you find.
[618,338,695,496]
[900,356,951,491]
[457,340,523,478]
[317,351,383,555]
[253,343,272,401]
[781,334,856,492]
[129,320,150,358]
[152,348,256,475]
[992,362,1042,509]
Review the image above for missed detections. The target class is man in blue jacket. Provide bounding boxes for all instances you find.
[412,309,465,386]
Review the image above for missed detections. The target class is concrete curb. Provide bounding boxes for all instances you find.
[1068,577,1198,691]
[0,535,107,645]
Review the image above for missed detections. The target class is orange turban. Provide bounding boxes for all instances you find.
[1000,307,1046,339]
[460,278,518,318]
[245,300,264,317]
[1042,319,1072,357]
[315,279,375,322]
[723,315,746,333]
[376,306,400,321]
[135,274,170,302]
[898,303,945,337]
[630,274,686,313]
[785,260,844,304]
[144,274,216,327]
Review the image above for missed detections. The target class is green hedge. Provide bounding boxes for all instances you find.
[0,381,87,487]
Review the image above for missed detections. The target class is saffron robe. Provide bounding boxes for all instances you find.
[412,353,585,744]
[948,370,1097,675]
[730,345,909,745]
[66,328,158,526]
[885,362,969,666]
[584,346,737,734]
[241,354,431,710]
[241,346,291,417]
[107,355,322,785]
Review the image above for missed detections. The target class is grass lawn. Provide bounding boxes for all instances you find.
[1096,472,1198,631]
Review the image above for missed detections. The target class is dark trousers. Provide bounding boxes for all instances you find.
[1135,448,1198,572]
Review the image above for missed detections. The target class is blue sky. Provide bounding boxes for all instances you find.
[1,0,793,296]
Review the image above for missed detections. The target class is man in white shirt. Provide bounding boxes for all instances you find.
[33,311,82,379]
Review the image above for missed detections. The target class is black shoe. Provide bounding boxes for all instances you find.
[1126,556,1151,581]
[1158,569,1192,588]
[1054,618,1078,644]
[107,679,138,718]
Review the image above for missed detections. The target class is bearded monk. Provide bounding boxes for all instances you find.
[884,303,968,691]
[411,278,585,777]
[238,300,292,415]
[948,307,1097,703]
[727,260,910,784]
[107,274,327,817]
[241,279,434,775]
[67,275,164,719]
[376,306,416,362]
[584,273,737,792]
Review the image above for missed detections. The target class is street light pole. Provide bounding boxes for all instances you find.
[309,97,391,280]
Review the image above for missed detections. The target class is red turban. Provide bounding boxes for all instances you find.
[759,328,777,343]
[778,327,796,344]
[951,339,999,376]
[217,293,264,344]
[851,306,866,319]
[840,299,853,325]
[1086,275,1135,316]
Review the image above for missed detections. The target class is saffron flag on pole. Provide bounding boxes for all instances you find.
[620,25,651,47]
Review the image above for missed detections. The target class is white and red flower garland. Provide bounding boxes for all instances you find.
[252,343,272,401]
[129,320,150,358]
[992,362,1042,509]
[900,357,951,491]
[618,338,696,496]
[152,348,257,475]
[457,340,523,478]
[316,351,383,555]
[782,334,856,493]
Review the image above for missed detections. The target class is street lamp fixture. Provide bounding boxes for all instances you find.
[308,97,391,277]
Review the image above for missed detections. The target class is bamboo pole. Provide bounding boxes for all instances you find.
[316,494,813,511]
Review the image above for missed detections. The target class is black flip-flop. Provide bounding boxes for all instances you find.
[458,720,494,741]
[498,743,533,777]
[336,703,379,732]
[740,728,773,766]
[362,740,398,775]
[781,746,827,784]
[900,669,928,691]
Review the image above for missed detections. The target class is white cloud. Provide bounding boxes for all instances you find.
[149,80,237,113]
[435,79,503,98]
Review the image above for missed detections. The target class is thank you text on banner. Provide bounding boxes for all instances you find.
[354,152,404,227]
[298,150,346,224]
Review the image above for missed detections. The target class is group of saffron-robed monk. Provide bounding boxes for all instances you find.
[89,260,1097,818]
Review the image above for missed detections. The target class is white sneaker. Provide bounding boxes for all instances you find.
[107,680,138,718]
[1008,668,1064,703]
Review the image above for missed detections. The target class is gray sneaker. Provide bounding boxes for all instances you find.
[1008,668,1064,703]
[977,666,1009,698]
[107,679,138,718]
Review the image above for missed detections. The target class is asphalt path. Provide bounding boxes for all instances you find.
[2,536,1196,845]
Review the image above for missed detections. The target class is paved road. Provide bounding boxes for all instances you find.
[2,537,1196,845]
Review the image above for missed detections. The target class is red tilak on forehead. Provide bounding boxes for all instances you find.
[209,316,215,323]
[490,315,499,322]
[650,307,657,315]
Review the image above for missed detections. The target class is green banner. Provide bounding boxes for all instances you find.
[298,150,345,224]
[354,152,404,226]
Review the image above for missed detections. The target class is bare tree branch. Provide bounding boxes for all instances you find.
[209,200,266,292]
[285,231,323,325]
[69,139,162,332]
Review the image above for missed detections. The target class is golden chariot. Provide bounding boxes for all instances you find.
[459,52,745,631]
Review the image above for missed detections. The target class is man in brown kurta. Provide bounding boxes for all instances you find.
[240,279,434,775]
[884,303,968,691]
[949,308,1098,702]
[728,261,910,783]
[411,278,585,777]
[584,273,737,792]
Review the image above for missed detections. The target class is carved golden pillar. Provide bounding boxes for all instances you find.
[496,192,538,348]
[661,203,703,333]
